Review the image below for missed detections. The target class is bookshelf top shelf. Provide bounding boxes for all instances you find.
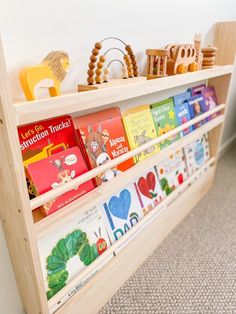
[14,65,233,126]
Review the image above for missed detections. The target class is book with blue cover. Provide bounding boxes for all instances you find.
[187,95,207,129]
[173,92,192,136]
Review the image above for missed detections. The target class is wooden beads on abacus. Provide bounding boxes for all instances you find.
[87,42,103,85]
[95,55,106,84]
[201,46,217,69]
[121,66,128,79]
[125,45,138,77]
[103,68,110,83]
[123,54,133,78]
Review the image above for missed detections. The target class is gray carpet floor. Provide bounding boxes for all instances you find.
[99,144,236,314]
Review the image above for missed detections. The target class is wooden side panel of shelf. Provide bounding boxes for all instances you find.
[208,22,236,162]
[0,40,48,313]
[56,166,215,314]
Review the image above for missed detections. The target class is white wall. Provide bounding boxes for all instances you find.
[0,1,235,313]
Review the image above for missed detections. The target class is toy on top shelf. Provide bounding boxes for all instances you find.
[19,51,70,101]
[146,49,169,80]
[78,37,140,92]
[201,46,217,68]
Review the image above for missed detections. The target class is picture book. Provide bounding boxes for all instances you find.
[151,98,180,149]
[122,105,159,163]
[73,107,134,185]
[174,102,193,137]
[27,147,94,215]
[188,95,207,129]
[133,167,165,216]
[18,115,77,166]
[155,149,188,196]
[202,86,219,120]
[38,204,112,302]
[189,84,206,96]
[102,182,144,242]
[183,134,210,176]
[173,91,191,106]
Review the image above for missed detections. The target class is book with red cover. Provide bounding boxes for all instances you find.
[73,108,134,186]
[26,147,94,215]
[18,115,78,166]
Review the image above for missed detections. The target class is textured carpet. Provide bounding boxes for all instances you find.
[99,144,236,314]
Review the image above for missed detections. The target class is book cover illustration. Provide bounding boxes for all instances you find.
[122,105,159,163]
[38,204,112,300]
[151,98,180,149]
[155,149,188,196]
[202,86,219,120]
[73,108,134,185]
[27,147,94,215]
[188,95,207,129]
[133,167,165,216]
[173,91,191,107]
[174,102,193,137]
[189,84,206,96]
[102,182,144,242]
[183,134,210,176]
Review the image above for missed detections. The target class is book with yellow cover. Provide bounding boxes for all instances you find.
[122,105,159,163]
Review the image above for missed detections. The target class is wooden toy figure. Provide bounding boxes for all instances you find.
[201,46,217,68]
[19,51,70,101]
[146,49,169,79]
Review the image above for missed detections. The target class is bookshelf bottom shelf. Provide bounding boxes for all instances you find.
[53,163,215,314]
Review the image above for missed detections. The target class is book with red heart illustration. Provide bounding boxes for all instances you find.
[102,183,144,243]
[183,134,210,176]
[26,147,94,215]
[73,107,134,186]
[155,149,188,196]
[133,167,165,216]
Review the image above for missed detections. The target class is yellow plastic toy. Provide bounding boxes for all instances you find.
[19,51,70,101]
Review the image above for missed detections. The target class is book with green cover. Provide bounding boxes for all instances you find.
[151,98,180,149]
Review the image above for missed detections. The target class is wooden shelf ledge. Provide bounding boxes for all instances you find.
[48,158,215,313]
[35,112,224,240]
[31,104,225,212]
[14,65,233,126]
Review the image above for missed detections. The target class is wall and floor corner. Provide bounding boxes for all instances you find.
[0,1,235,313]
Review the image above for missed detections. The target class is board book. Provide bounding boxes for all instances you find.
[187,95,207,129]
[102,182,144,243]
[202,86,219,120]
[173,92,193,137]
[155,149,188,196]
[189,84,206,96]
[27,147,94,215]
[183,134,210,176]
[151,98,180,149]
[73,107,134,185]
[133,167,165,216]
[122,105,159,163]
[38,203,112,307]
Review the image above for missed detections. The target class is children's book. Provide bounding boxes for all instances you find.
[189,84,206,96]
[133,167,165,216]
[122,105,159,163]
[187,95,207,129]
[155,149,188,196]
[183,134,210,176]
[174,102,193,137]
[38,204,112,302]
[73,108,134,186]
[151,98,180,149]
[202,86,219,120]
[102,182,144,242]
[18,115,77,166]
[173,91,191,106]
[27,147,94,215]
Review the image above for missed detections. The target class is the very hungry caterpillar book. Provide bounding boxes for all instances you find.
[102,182,144,242]
[151,98,180,149]
[26,147,94,215]
[122,105,159,163]
[133,167,165,216]
[73,108,134,186]
[38,204,112,303]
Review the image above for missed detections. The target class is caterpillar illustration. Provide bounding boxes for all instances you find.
[46,228,107,300]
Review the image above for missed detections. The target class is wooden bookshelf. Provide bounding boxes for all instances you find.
[0,22,235,314]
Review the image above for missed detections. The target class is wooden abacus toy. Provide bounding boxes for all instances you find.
[201,46,217,68]
[78,37,142,92]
